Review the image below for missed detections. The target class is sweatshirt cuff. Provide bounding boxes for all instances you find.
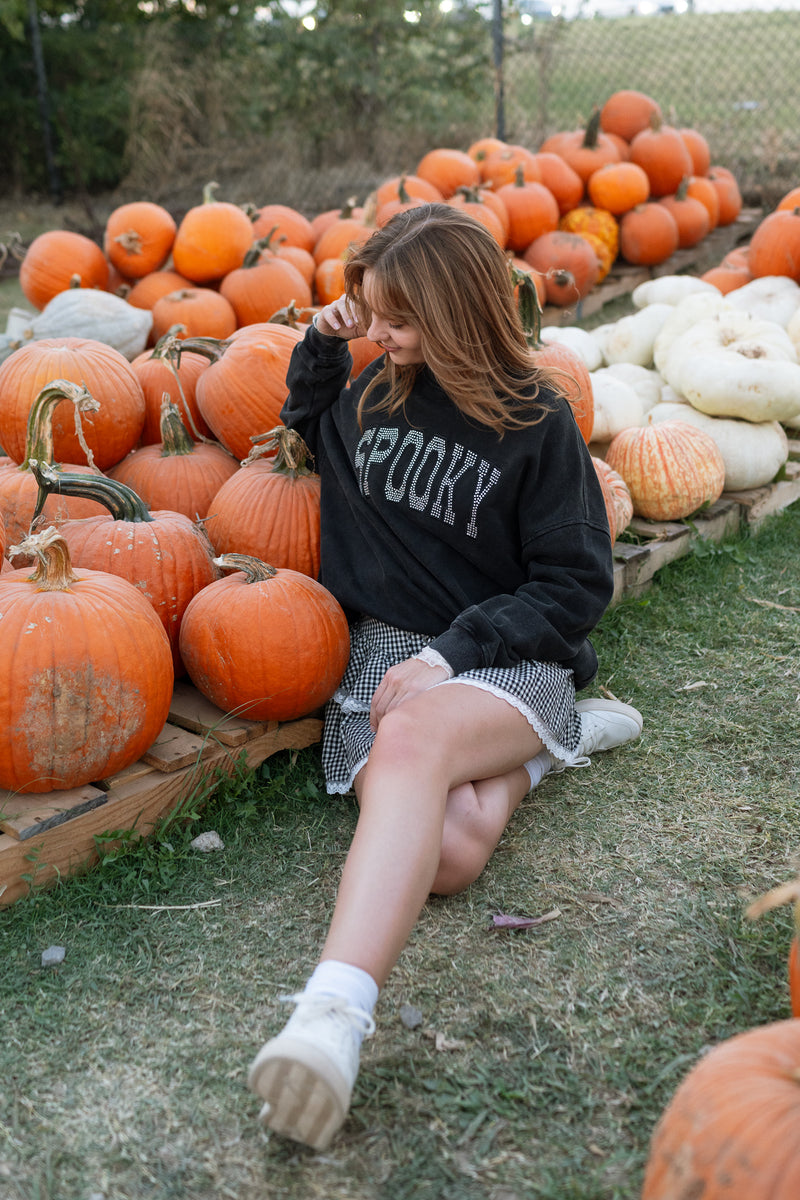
[426,628,484,676]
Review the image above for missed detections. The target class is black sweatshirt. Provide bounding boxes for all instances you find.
[280,327,614,691]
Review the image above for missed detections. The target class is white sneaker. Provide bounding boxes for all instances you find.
[574,698,643,757]
[247,993,375,1151]
[550,698,643,772]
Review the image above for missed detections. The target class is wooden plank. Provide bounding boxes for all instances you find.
[0,783,107,841]
[141,722,219,772]
[0,711,324,908]
[728,463,800,531]
[168,680,275,746]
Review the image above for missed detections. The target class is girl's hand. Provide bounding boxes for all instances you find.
[314,294,365,340]
[369,658,450,731]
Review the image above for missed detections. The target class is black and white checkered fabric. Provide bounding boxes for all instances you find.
[322,615,583,795]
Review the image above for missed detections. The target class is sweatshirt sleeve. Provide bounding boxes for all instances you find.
[426,412,614,681]
[280,326,355,456]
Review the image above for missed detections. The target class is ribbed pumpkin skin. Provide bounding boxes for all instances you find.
[0,338,145,470]
[130,346,212,443]
[642,1020,800,1200]
[205,461,321,578]
[59,510,219,676]
[606,420,726,521]
[19,230,109,310]
[0,460,107,549]
[0,564,173,792]
[110,442,240,522]
[180,567,350,722]
[194,324,304,460]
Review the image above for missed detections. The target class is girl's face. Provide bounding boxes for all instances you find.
[361,270,425,366]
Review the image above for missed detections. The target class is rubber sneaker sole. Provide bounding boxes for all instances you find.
[574,697,643,752]
[248,1035,351,1151]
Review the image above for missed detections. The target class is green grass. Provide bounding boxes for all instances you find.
[2,504,799,1199]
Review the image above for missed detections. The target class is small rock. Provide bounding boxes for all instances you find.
[190,830,225,852]
[41,945,65,967]
[399,1003,423,1030]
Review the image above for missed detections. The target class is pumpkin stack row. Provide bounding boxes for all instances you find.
[0,331,350,797]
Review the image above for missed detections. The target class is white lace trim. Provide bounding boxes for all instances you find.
[411,646,455,677]
[433,676,586,766]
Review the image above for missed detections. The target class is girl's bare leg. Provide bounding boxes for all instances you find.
[319,683,542,987]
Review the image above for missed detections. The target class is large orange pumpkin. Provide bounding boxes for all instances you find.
[599,89,662,143]
[605,419,726,521]
[0,337,146,471]
[618,203,680,266]
[522,231,600,307]
[184,323,304,460]
[747,208,800,282]
[629,113,694,198]
[204,426,321,578]
[250,203,315,252]
[171,183,255,284]
[151,287,238,342]
[539,109,620,185]
[31,462,220,677]
[103,201,177,280]
[19,230,109,310]
[641,1020,800,1199]
[220,238,313,325]
[0,527,173,793]
[179,553,350,722]
[415,147,481,198]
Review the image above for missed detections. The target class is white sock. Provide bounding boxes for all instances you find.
[523,749,553,789]
[303,959,379,1018]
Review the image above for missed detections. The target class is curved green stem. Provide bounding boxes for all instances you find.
[29,459,154,523]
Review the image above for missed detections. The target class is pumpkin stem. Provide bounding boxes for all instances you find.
[511,266,544,348]
[29,459,155,524]
[213,553,277,583]
[582,107,602,150]
[242,231,279,269]
[178,335,232,364]
[22,380,99,473]
[9,526,80,590]
[243,425,315,474]
[159,395,196,457]
[202,181,220,204]
[145,329,213,444]
[269,300,316,329]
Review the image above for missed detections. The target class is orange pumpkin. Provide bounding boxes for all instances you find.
[591,456,633,543]
[219,240,313,327]
[618,203,680,266]
[171,183,255,284]
[0,527,173,793]
[204,426,321,579]
[415,147,481,198]
[658,179,711,249]
[466,135,507,165]
[151,287,238,342]
[629,114,694,198]
[103,201,177,280]
[700,262,752,294]
[559,205,620,261]
[131,332,213,444]
[641,1020,800,1200]
[479,144,541,191]
[599,88,662,143]
[540,109,621,185]
[314,257,347,306]
[32,462,220,677]
[109,398,239,521]
[446,187,508,247]
[777,186,800,212]
[373,173,444,209]
[179,553,351,722]
[126,270,194,341]
[747,208,800,281]
[605,419,725,521]
[0,380,109,551]
[522,231,600,308]
[250,203,315,252]
[0,336,145,471]
[184,324,304,460]
[19,230,109,310]
[587,161,650,216]
[708,168,743,226]
[678,127,712,177]
[685,175,721,230]
[312,216,373,267]
[530,152,585,216]
[496,170,559,252]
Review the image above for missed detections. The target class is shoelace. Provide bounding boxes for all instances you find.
[280,992,377,1038]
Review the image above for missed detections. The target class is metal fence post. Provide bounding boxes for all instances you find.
[492,0,505,141]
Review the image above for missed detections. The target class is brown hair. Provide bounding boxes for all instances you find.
[343,203,555,434]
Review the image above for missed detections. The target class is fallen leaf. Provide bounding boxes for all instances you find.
[489,907,561,931]
[679,681,717,691]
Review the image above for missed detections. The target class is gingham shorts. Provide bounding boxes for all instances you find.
[321,615,583,795]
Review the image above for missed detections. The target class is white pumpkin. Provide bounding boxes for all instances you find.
[632,275,720,308]
[725,275,800,328]
[540,324,605,371]
[593,303,673,368]
[20,288,153,360]
[662,309,800,424]
[601,362,663,414]
[648,400,789,491]
[652,290,731,375]
[589,370,647,442]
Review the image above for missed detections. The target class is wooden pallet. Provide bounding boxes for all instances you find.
[610,450,800,604]
[541,209,760,328]
[0,682,323,908]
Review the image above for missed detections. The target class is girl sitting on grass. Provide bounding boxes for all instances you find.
[247,203,642,1150]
